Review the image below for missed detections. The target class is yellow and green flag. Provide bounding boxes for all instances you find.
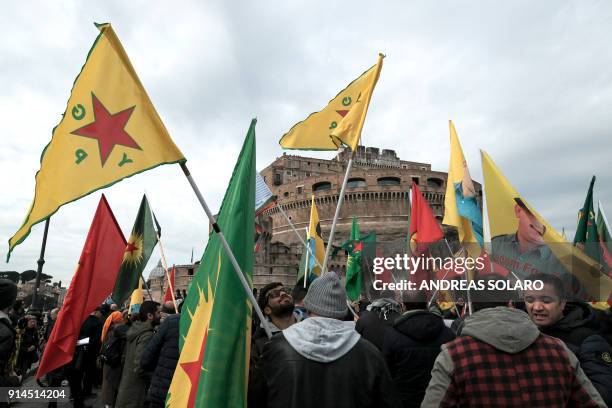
[279,54,384,151]
[167,120,256,408]
[8,23,185,260]
[307,195,326,276]
[481,150,612,301]
[443,121,483,254]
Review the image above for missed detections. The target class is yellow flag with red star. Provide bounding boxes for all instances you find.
[279,54,384,152]
[8,23,184,260]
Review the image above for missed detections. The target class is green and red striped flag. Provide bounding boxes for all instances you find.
[167,120,256,407]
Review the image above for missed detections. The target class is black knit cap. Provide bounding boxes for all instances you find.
[0,279,18,310]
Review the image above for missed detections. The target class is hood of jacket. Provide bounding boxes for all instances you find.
[459,307,539,353]
[551,302,595,331]
[283,316,361,363]
[126,320,153,343]
[393,310,445,342]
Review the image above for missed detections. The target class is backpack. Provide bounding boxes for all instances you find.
[100,335,125,368]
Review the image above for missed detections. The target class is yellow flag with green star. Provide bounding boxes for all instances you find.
[8,23,185,260]
[279,54,384,151]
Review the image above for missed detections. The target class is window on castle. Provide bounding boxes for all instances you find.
[347,178,366,188]
[412,177,420,185]
[313,181,332,191]
[427,178,444,189]
[377,177,401,186]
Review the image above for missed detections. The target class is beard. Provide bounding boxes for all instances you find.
[273,302,295,318]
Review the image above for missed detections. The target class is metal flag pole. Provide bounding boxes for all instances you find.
[140,272,153,300]
[443,238,473,315]
[30,218,51,310]
[180,162,272,339]
[275,200,324,271]
[321,152,355,273]
[304,231,310,289]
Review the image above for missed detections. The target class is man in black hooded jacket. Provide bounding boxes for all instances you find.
[383,297,455,408]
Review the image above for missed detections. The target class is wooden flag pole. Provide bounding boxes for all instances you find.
[30,218,51,309]
[144,194,179,313]
[180,162,272,339]
[321,152,355,273]
[155,235,179,313]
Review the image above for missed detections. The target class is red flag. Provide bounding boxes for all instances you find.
[409,182,444,248]
[163,265,175,303]
[37,195,126,379]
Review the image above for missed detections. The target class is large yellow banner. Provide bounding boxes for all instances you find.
[9,23,185,259]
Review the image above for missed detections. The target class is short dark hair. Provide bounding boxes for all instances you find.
[257,282,283,311]
[528,273,566,300]
[139,301,160,322]
[292,277,311,303]
[470,274,519,312]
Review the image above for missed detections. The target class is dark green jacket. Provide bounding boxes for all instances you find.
[115,320,155,408]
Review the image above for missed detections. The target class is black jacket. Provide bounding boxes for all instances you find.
[140,314,179,407]
[541,302,600,347]
[0,317,16,387]
[262,331,399,408]
[355,309,399,350]
[542,302,612,407]
[383,310,455,408]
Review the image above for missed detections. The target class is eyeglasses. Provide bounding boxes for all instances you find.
[266,287,290,301]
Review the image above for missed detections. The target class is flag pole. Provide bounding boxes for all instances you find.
[443,238,473,315]
[304,230,310,289]
[140,272,153,300]
[143,193,179,313]
[155,235,179,313]
[180,162,272,339]
[30,218,51,309]
[275,200,324,271]
[321,152,355,273]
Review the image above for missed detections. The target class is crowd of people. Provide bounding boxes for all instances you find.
[1,270,612,407]
[0,279,179,408]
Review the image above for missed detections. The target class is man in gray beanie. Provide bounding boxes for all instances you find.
[0,279,18,388]
[261,272,400,408]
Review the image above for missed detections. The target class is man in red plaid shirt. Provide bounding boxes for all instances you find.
[421,275,605,407]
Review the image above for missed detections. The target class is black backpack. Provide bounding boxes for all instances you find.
[100,335,125,368]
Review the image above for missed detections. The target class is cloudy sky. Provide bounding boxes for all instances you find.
[1,1,610,285]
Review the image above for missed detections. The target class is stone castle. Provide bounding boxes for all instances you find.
[147,145,482,298]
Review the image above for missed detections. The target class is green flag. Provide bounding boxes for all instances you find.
[345,217,362,301]
[167,119,256,408]
[112,194,159,305]
[573,176,600,263]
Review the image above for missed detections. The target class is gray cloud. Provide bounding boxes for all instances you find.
[1,0,611,285]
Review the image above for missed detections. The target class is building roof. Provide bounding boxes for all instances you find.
[148,259,165,279]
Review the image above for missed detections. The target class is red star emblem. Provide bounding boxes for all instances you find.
[125,242,139,255]
[180,329,208,407]
[72,93,141,166]
[336,109,349,117]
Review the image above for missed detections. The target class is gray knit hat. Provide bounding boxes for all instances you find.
[304,272,348,319]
